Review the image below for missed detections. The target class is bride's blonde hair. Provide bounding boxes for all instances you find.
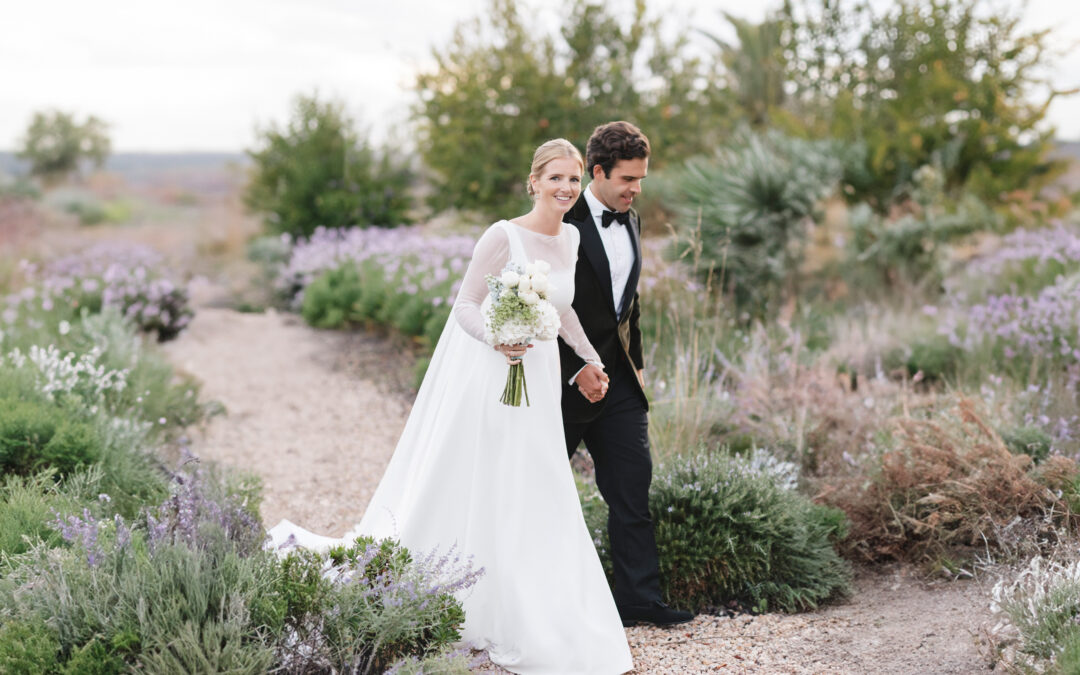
[526,139,584,198]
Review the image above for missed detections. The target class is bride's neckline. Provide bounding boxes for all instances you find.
[503,219,562,240]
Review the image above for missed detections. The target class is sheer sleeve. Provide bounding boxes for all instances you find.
[558,308,603,369]
[558,225,602,369]
[452,225,511,343]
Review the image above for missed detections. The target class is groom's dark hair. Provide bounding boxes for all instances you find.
[586,121,650,179]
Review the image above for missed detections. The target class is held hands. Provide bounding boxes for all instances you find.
[575,363,609,403]
[495,343,533,365]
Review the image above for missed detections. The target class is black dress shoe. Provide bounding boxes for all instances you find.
[618,600,694,627]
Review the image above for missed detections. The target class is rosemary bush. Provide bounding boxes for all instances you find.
[580,448,851,613]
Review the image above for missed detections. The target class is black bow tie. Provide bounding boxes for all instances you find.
[601,209,630,228]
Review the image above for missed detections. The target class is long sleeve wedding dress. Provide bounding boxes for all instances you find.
[269,220,634,674]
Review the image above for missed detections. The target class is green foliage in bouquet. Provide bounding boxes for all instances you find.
[245,94,413,238]
[580,450,851,613]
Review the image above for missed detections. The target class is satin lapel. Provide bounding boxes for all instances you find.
[568,197,618,318]
[618,211,643,319]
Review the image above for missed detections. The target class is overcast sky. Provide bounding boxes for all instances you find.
[3,0,1079,152]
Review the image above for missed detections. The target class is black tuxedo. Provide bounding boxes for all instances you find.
[559,192,661,609]
[559,196,649,421]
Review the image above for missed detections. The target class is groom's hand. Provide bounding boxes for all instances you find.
[575,364,609,403]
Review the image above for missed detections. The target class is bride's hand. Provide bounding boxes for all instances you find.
[495,343,533,364]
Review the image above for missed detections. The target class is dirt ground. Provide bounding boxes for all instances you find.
[164,290,998,674]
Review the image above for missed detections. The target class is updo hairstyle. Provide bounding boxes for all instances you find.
[526,138,584,198]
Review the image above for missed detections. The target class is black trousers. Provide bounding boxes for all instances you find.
[564,359,661,608]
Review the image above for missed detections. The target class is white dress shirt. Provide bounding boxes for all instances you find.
[583,184,635,315]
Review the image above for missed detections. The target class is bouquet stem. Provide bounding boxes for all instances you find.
[500,362,530,407]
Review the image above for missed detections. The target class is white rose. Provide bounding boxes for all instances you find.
[500,271,520,287]
[520,291,540,305]
[530,273,548,293]
[535,260,551,274]
[517,277,532,293]
[525,262,538,276]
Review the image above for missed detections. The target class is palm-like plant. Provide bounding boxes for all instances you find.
[671,131,842,316]
[703,13,788,127]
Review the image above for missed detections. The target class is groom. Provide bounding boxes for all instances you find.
[559,121,693,627]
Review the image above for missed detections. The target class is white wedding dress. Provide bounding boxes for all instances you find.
[269,220,634,674]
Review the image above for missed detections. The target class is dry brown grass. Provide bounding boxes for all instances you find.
[718,323,910,477]
[824,397,1076,563]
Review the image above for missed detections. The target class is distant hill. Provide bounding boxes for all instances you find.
[1052,140,1080,163]
[0,151,250,196]
[0,151,247,178]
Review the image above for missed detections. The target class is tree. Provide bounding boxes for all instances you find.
[703,12,788,128]
[778,0,1070,208]
[17,110,110,181]
[245,94,413,238]
[414,0,722,216]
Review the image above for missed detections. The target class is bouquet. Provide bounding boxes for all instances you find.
[484,260,561,406]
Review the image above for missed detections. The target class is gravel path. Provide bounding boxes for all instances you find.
[163,301,997,674]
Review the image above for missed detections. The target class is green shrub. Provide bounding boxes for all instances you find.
[0,618,61,675]
[298,536,473,673]
[301,264,363,329]
[392,295,433,336]
[1059,629,1080,675]
[244,94,413,238]
[992,555,1080,671]
[1,533,279,673]
[580,449,851,613]
[386,648,474,674]
[0,399,103,477]
[844,196,988,294]
[60,638,126,675]
[64,199,106,226]
[1001,426,1054,465]
[903,334,962,382]
[0,471,86,556]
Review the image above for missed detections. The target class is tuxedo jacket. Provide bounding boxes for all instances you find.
[559,194,649,423]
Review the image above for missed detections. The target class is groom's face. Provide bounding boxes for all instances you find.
[591,157,648,213]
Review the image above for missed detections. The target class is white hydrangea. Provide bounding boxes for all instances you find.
[533,301,561,341]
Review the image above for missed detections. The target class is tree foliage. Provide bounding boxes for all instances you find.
[245,94,413,238]
[16,110,110,181]
[777,0,1068,207]
[413,0,722,215]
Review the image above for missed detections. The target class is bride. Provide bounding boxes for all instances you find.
[270,139,634,674]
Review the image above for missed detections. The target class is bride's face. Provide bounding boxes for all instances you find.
[531,157,582,214]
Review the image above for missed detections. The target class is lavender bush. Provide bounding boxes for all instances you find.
[276,225,473,311]
[949,222,1080,300]
[273,535,483,673]
[3,242,193,341]
[931,273,1080,416]
[0,455,483,674]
